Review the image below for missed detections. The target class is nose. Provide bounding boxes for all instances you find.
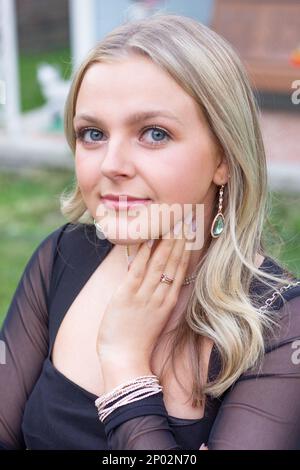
[100,137,135,180]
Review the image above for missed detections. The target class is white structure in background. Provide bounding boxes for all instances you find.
[37,63,71,127]
[0,0,72,168]
[69,0,98,70]
[68,0,169,70]
[0,0,213,135]
[125,0,165,21]
[0,0,20,134]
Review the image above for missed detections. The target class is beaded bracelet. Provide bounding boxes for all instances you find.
[95,375,163,422]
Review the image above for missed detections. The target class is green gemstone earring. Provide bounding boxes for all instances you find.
[211,184,225,238]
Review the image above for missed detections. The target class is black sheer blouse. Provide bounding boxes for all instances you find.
[0,223,300,450]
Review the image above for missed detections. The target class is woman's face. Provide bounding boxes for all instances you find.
[73,54,228,245]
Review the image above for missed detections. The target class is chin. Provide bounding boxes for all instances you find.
[94,207,166,242]
[105,234,149,245]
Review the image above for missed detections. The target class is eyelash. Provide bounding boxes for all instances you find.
[74,125,171,147]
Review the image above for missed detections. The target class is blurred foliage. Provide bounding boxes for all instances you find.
[0,168,74,324]
[19,47,72,112]
[0,169,299,326]
[263,191,300,277]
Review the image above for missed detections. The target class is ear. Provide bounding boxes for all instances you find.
[212,153,229,186]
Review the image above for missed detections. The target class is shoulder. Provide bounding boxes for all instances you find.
[267,284,300,351]
[238,283,300,381]
[251,255,300,310]
[22,223,71,273]
[261,255,300,320]
[250,255,300,348]
[26,223,95,270]
[35,221,112,255]
[52,222,113,260]
[11,224,76,297]
[36,222,114,282]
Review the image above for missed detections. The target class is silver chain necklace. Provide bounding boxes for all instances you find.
[259,279,300,313]
[183,277,300,294]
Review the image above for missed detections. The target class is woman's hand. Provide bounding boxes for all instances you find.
[96,214,194,370]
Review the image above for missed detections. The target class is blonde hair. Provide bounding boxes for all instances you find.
[61,14,296,405]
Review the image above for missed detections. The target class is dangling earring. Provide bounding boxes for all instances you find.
[210,184,225,238]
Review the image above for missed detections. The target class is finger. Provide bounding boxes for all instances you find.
[126,218,177,291]
[139,217,190,306]
[135,217,189,298]
[126,211,193,295]
[125,240,154,290]
[150,219,193,305]
[169,228,193,294]
[136,235,181,300]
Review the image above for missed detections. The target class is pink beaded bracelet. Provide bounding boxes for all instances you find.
[95,375,163,422]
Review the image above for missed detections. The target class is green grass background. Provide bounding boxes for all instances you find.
[19,47,72,112]
[0,169,74,325]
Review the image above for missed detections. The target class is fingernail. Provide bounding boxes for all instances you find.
[184,211,193,226]
[127,255,135,271]
[147,239,154,248]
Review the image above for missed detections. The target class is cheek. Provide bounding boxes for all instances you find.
[164,145,215,203]
[75,151,100,194]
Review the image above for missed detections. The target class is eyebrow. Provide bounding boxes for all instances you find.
[73,110,184,127]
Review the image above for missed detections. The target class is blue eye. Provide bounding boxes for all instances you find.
[142,126,170,146]
[76,128,103,143]
[75,125,171,146]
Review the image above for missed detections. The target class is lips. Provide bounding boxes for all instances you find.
[101,196,151,210]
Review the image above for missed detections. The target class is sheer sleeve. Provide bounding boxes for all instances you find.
[103,391,182,450]
[0,224,68,449]
[208,292,300,450]
[102,290,300,450]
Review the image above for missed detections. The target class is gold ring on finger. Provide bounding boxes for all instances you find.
[160,273,174,285]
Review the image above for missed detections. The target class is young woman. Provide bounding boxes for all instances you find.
[1,14,300,450]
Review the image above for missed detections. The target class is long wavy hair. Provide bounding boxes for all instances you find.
[61,14,295,405]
